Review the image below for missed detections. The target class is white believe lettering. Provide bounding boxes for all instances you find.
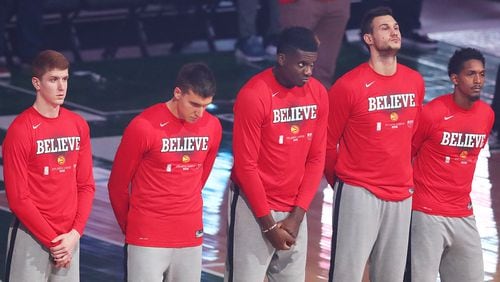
[272,105,317,123]
[440,132,486,148]
[161,137,209,152]
[368,93,416,112]
[36,137,81,154]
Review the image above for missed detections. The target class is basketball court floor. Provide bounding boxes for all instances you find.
[1,1,500,281]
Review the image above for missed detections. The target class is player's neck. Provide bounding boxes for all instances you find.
[32,99,60,118]
[368,53,397,76]
[166,100,179,119]
[272,67,294,89]
[452,92,475,110]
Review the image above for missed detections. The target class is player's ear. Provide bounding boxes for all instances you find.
[173,87,183,99]
[277,53,286,67]
[32,77,41,91]
[449,74,458,86]
[363,33,373,46]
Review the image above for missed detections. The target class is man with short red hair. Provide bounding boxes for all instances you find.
[3,50,95,281]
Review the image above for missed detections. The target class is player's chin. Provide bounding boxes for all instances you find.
[469,95,481,102]
[390,43,401,50]
[296,79,308,87]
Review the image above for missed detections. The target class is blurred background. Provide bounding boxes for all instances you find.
[1,0,500,281]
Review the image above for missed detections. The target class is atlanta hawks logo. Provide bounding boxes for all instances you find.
[57,155,66,165]
[390,112,399,122]
[290,125,300,134]
[459,151,468,159]
[182,155,191,163]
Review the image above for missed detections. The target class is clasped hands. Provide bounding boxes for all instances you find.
[50,229,80,268]
[260,207,305,250]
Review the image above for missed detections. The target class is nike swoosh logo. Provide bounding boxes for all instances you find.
[32,123,41,129]
[365,81,375,88]
[444,116,454,120]
[160,122,169,127]
[272,91,279,97]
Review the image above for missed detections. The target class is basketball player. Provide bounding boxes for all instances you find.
[2,50,95,281]
[108,62,222,282]
[409,48,494,282]
[325,6,425,281]
[226,26,328,281]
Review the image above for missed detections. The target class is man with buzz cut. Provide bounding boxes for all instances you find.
[325,6,425,282]
[227,26,328,282]
[3,49,95,281]
[409,48,494,282]
[108,62,222,282]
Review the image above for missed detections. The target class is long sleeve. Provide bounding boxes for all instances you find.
[295,88,328,210]
[108,118,147,234]
[233,69,326,215]
[3,124,58,248]
[411,105,433,158]
[324,63,423,199]
[411,77,426,156]
[72,121,96,235]
[200,121,222,187]
[324,80,351,186]
[232,88,271,217]
[412,95,494,216]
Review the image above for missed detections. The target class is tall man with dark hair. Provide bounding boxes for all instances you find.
[363,0,437,50]
[2,50,95,281]
[409,48,494,282]
[226,26,328,281]
[108,62,222,282]
[325,7,425,281]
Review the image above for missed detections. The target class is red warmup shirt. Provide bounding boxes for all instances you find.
[325,62,425,201]
[231,68,328,217]
[2,107,95,248]
[412,94,494,217]
[108,103,222,248]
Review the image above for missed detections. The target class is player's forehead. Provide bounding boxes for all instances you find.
[460,59,485,72]
[41,68,69,79]
[372,15,398,29]
[182,89,213,105]
[292,49,318,63]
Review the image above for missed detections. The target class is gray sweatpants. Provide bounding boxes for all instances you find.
[410,211,484,282]
[5,219,80,282]
[127,244,202,282]
[225,186,308,282]
[330,181,412,282]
